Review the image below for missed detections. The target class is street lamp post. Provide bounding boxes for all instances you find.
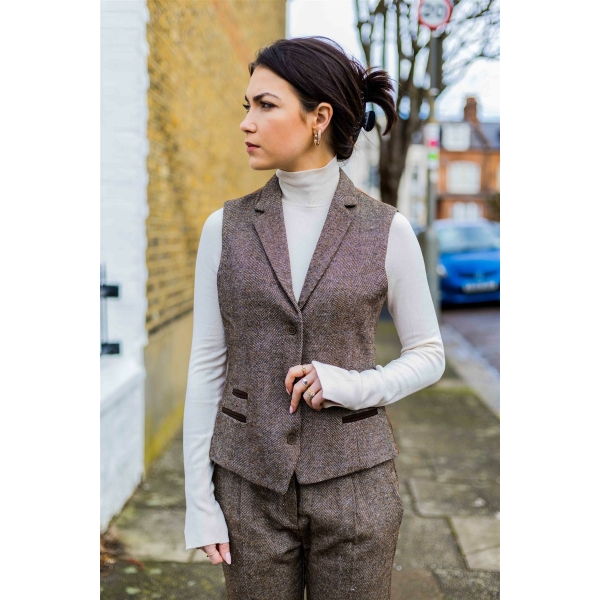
[422,123,441,320]
[418,33,443,320]
[416,0,453,320]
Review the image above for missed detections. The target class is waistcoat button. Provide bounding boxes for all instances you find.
[287,433,297,445]
[287,325,297,335]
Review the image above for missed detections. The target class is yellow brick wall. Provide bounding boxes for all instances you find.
[144,0,286,467]
[145,0,286,334]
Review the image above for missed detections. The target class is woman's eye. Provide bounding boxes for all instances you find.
[242,102,273,112]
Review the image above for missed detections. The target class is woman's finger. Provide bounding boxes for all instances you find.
[201,544,224,565]
[218,542,232,565]
[290,369,317,414]
[304,380,323,411]
[290,371,317,414]
[284,363,314,395]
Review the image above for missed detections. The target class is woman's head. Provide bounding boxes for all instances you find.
[240,36,398,172]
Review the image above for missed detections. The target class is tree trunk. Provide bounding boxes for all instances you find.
[379,121,411,208]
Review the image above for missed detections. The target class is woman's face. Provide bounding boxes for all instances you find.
[240,65,333,172]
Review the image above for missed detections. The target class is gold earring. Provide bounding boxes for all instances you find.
[313,129,321,146]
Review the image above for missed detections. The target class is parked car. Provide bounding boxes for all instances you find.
[433,218,500,305]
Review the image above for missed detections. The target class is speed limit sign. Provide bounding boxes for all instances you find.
[418,0,453,30]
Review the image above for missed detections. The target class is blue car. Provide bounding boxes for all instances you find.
[433,218,500,305]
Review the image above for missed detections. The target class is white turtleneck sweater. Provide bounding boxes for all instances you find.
[183,155,445,550]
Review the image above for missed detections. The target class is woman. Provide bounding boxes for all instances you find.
[183,36,444,599]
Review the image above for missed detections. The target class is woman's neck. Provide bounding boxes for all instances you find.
[276,154,340,208]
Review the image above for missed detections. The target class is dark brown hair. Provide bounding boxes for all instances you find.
[248,36,398,161]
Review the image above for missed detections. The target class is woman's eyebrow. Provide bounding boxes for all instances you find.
[244,92,281,102]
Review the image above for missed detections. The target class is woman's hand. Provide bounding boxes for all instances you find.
[285,363,325,414]
[197,542,231,565]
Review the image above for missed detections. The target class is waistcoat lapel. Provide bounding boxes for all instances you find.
[297,169,357,309]
[253,174,298,310]
[253,167,358,312]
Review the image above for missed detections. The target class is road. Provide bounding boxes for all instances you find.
[441,301,499,374]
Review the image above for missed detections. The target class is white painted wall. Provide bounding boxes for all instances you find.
[100,0,150,532]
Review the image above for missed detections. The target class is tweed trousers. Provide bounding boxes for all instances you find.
[213,459,404,600]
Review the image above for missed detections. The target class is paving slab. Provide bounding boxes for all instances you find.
[397,424,500,457]
[394,516,464,570]
[129,476,186,511]
[451,516,500,571]
[129,441,186,510]
[463,546,500,572]
[100,560,226,600]
[409,478,500,517]
[432,567,500,600]
[390,568,443,600]
[431,453,500,483]
[109,505,194,563]
[387,387,499,430]
[394,449,436,480]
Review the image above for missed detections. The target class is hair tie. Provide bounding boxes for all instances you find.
[363,110,376,132]
[360,87,376,132]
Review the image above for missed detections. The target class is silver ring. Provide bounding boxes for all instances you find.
[301,377,309,387]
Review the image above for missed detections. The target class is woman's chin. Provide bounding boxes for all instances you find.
[248,155,273,171]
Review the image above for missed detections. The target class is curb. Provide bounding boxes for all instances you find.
[440,323,500,419]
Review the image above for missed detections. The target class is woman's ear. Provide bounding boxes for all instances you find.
[314,102,333,132]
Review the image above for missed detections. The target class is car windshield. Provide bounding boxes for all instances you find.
[437,223,500,254]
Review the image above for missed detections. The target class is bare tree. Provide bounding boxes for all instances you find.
[354,0,499,207]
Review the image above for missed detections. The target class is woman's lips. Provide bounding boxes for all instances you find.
[246,145,260,152]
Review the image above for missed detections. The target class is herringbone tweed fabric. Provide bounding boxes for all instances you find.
[209,168,400,493]
[213,459,404,600]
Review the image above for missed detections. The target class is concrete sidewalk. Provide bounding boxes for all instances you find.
[101,320,500,599]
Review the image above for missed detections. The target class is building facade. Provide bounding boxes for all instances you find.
[437,98,500,221]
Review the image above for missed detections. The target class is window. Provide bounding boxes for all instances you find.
[447,161,481,194]
[451,201,482,220]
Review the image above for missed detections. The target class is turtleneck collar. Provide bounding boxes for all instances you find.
[275,154,340,208]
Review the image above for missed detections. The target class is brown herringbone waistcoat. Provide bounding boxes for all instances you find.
[209,168,399,494]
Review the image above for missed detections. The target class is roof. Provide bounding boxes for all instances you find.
[440,120,500,151]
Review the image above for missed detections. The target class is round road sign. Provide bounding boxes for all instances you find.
[418,0,453,30]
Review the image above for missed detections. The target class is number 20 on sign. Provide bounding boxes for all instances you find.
[418,0,453,30]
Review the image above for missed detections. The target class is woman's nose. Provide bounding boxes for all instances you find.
[240,114,256,133]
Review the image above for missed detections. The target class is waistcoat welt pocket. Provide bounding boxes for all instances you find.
[222,406,247,423]
[232,388,249,399]
[342,407,378,424]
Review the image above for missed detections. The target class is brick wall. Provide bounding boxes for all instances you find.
[143,0,286,466]
[145,0,286,334]
[438,149,500,220]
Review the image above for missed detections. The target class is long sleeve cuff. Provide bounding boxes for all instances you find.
[312,336,444,411]
[312,360,363,409]
[184,463,230,550]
